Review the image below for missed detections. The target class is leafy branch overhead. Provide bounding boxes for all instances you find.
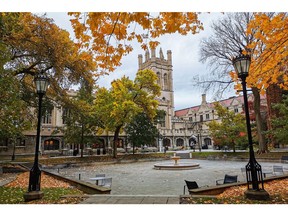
[0,12,96,100]
[68,12,203,73]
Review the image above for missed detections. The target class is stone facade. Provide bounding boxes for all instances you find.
[0,48,270,157]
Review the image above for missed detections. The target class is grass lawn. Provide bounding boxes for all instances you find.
[0,171,85,204]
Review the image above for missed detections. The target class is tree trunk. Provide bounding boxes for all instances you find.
[80,123,84,158]
[113,125,122,158]
[252,88,268,153]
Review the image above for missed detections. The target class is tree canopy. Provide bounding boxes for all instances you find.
[61,85,101,157]
[0,12,96,101]
[93,69,160,158]
[206,102,247,152]
[0,12,97,141]
[198,12,269,152]
[268,95,288,147]
[245,13,288,92]
[125,112,158,154]
[68,12,203,73]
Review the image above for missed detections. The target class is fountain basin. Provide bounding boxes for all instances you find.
[154,162,200,170]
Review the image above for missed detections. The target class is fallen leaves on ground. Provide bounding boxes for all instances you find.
[6,172,72,188]
[2,171,85,204]
[182,178,288,204]
[218,178,288,199]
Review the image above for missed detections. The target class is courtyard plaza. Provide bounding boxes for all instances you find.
[47,153,287,196]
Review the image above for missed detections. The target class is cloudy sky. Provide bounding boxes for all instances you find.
[48,12,233,110]
[6,1,286,110]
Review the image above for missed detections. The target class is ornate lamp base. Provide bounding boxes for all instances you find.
[23,191,44,202]
[244,189,270,200]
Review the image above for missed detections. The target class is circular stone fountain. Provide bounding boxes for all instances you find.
[154,153,200,170]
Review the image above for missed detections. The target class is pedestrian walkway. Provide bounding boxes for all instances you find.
[81,195,180,204]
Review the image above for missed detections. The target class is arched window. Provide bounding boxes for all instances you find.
[204,138,212,146]
[163,138,171,147]
[176,138,184,146]
[44,139,60,150]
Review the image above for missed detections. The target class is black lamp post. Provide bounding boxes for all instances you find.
[232,50,269,200]
[24,73,49,202]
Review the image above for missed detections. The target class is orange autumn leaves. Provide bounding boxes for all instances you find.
[5,172,72,189]
[230,13,288,94]
[0,13,96,96]
[218,178,288,203]
[68,12,203,73]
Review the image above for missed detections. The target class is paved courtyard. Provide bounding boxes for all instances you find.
[48,158,288,196]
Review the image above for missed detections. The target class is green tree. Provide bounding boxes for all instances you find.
[62,83,100,157]
[93,69,160,158]
[125,112,158,154]
[0,12,98,158]
[206,103,247,152]
[268,95,288,147]
[0,12,96,105]
[0,44,32,154]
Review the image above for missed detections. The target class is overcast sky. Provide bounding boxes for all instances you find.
[48,12,237,110]
[20,1,287,110]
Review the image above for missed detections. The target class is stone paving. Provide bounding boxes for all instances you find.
[2,155,287,204]
[47,158,288,197]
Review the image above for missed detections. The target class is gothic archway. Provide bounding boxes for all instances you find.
[163,138,171,147]
[44,138,60,150]
[204,138,212,147]
[92,138,105,149]
[176,138,184,146]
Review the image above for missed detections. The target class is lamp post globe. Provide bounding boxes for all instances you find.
[23,73,49,202]
[232,50,269,200]
[232,51,251,79]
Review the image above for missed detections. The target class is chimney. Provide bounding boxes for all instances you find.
[201,94,207,104]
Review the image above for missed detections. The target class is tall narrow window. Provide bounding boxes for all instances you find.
[62,108,70,124]
[160,115,166,127]
[200,115,203,122]
[163,73,168,90]
[157,72,161,85]
[42,108,53,124]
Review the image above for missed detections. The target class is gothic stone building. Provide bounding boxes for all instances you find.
[0,48,269,157]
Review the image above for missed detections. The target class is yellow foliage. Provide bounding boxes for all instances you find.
[1,12,96,97]
[68,12,203,74]
[247,13,288,91]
